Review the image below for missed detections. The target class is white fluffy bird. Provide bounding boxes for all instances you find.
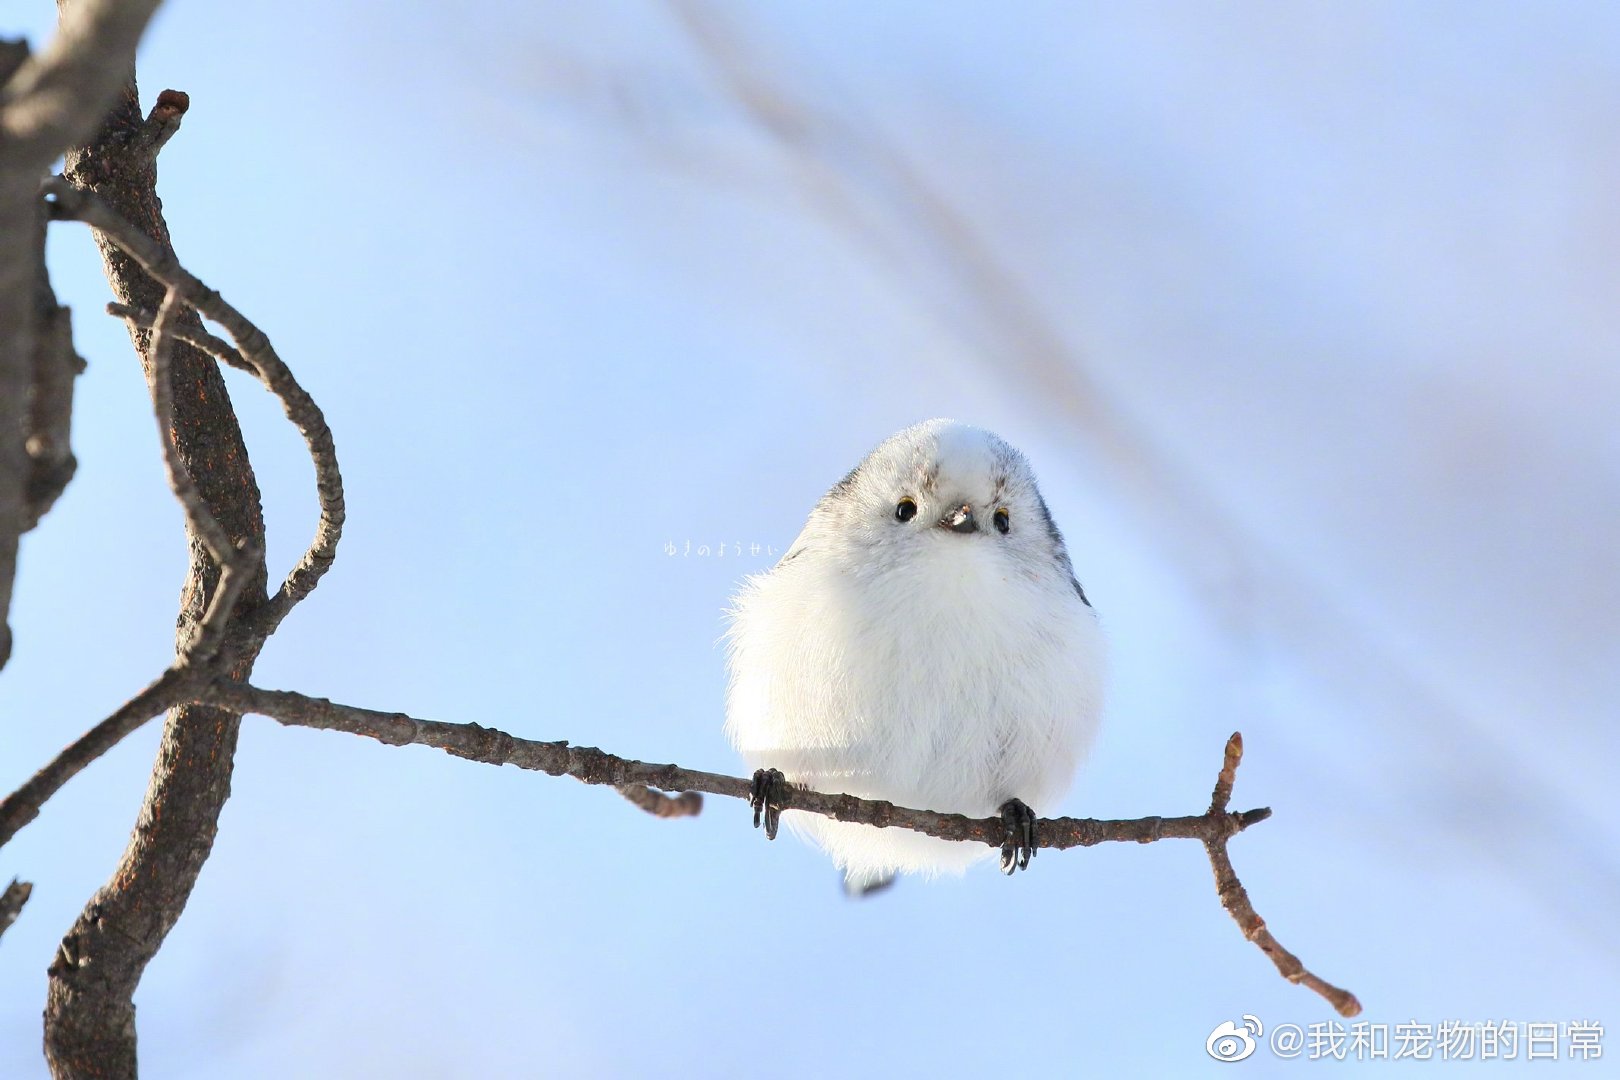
[725,419,1105,893]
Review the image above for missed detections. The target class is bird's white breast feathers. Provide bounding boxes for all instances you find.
[725,520,1105,885]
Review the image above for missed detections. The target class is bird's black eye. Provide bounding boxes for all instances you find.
[895,497,918,522]
[994,507,1010,534]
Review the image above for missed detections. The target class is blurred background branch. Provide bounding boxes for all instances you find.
[0,879,30,945]
[0,0,161,672]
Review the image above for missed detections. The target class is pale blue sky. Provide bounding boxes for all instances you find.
[3,2,1616,1076]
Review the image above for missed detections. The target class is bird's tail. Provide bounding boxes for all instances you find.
[842,870,897,899]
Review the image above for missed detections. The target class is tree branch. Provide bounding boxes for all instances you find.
[2,667,1362,1023]
[193,680,1361,1015]
[0,0,160,672]
[193,681,1252,850]
[1202,734,1362,1018]
[42,62,271,1075]
[0,0,163,172]
[0,668,199,850]
[44,178,346,651]
[145,286,259,665]
[0,878,32,945]
[105,302,256,375]
[125,88,186,161]
[22,191,84,535]
[0,243,336,857]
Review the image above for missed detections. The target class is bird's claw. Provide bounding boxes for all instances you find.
[750,768,786,840]
[998,797,1038,874]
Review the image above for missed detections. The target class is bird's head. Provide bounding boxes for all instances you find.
[805,420,1082,602]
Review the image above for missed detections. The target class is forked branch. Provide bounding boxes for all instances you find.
[1203,734,1361,1017]
[194,680,1362,1016]
[44,176,346,649]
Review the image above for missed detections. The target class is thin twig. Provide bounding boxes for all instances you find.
[195,680,1263,850]
[148,286,258,664]
[127,88,187,160]
[1203,733,1363,1018]
[44,177,345,642]
[0,287,256,850]
[1,665,1361,1014]
[189,680,1357,1012]
[0,667,199,849]
[107,302,257,375]
[0,0,163,172]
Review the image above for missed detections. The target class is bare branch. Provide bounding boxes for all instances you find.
[196,681,1261,849]
[107,301,256,374]
[146,286,259,664]
[43,177,345,644]
[19,166,85,536]
[1,153,339,867]
[0,667,197,850]
[191,680,1357,1013]
[23,292,83,532]
[44,65,271,1076]
[0,0,160,673]
[1,671,1359,1019]
[0,178,78,674]
[0,279,274,858]
[0,878,32,945]
[126,88,187,161]
[0,0,162,172]
[1202,733,1363,1018]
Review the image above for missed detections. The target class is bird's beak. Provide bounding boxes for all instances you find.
[940,504,977,534]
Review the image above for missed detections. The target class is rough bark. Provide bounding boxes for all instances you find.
[42,73,269,1079]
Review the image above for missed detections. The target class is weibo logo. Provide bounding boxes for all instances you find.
[1206,1015,1263,1062]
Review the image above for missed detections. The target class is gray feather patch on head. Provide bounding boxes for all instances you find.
[797,419,1092,607]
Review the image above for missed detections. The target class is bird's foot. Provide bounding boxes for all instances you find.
[750,768,786,840]
[998,797,1039,874]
